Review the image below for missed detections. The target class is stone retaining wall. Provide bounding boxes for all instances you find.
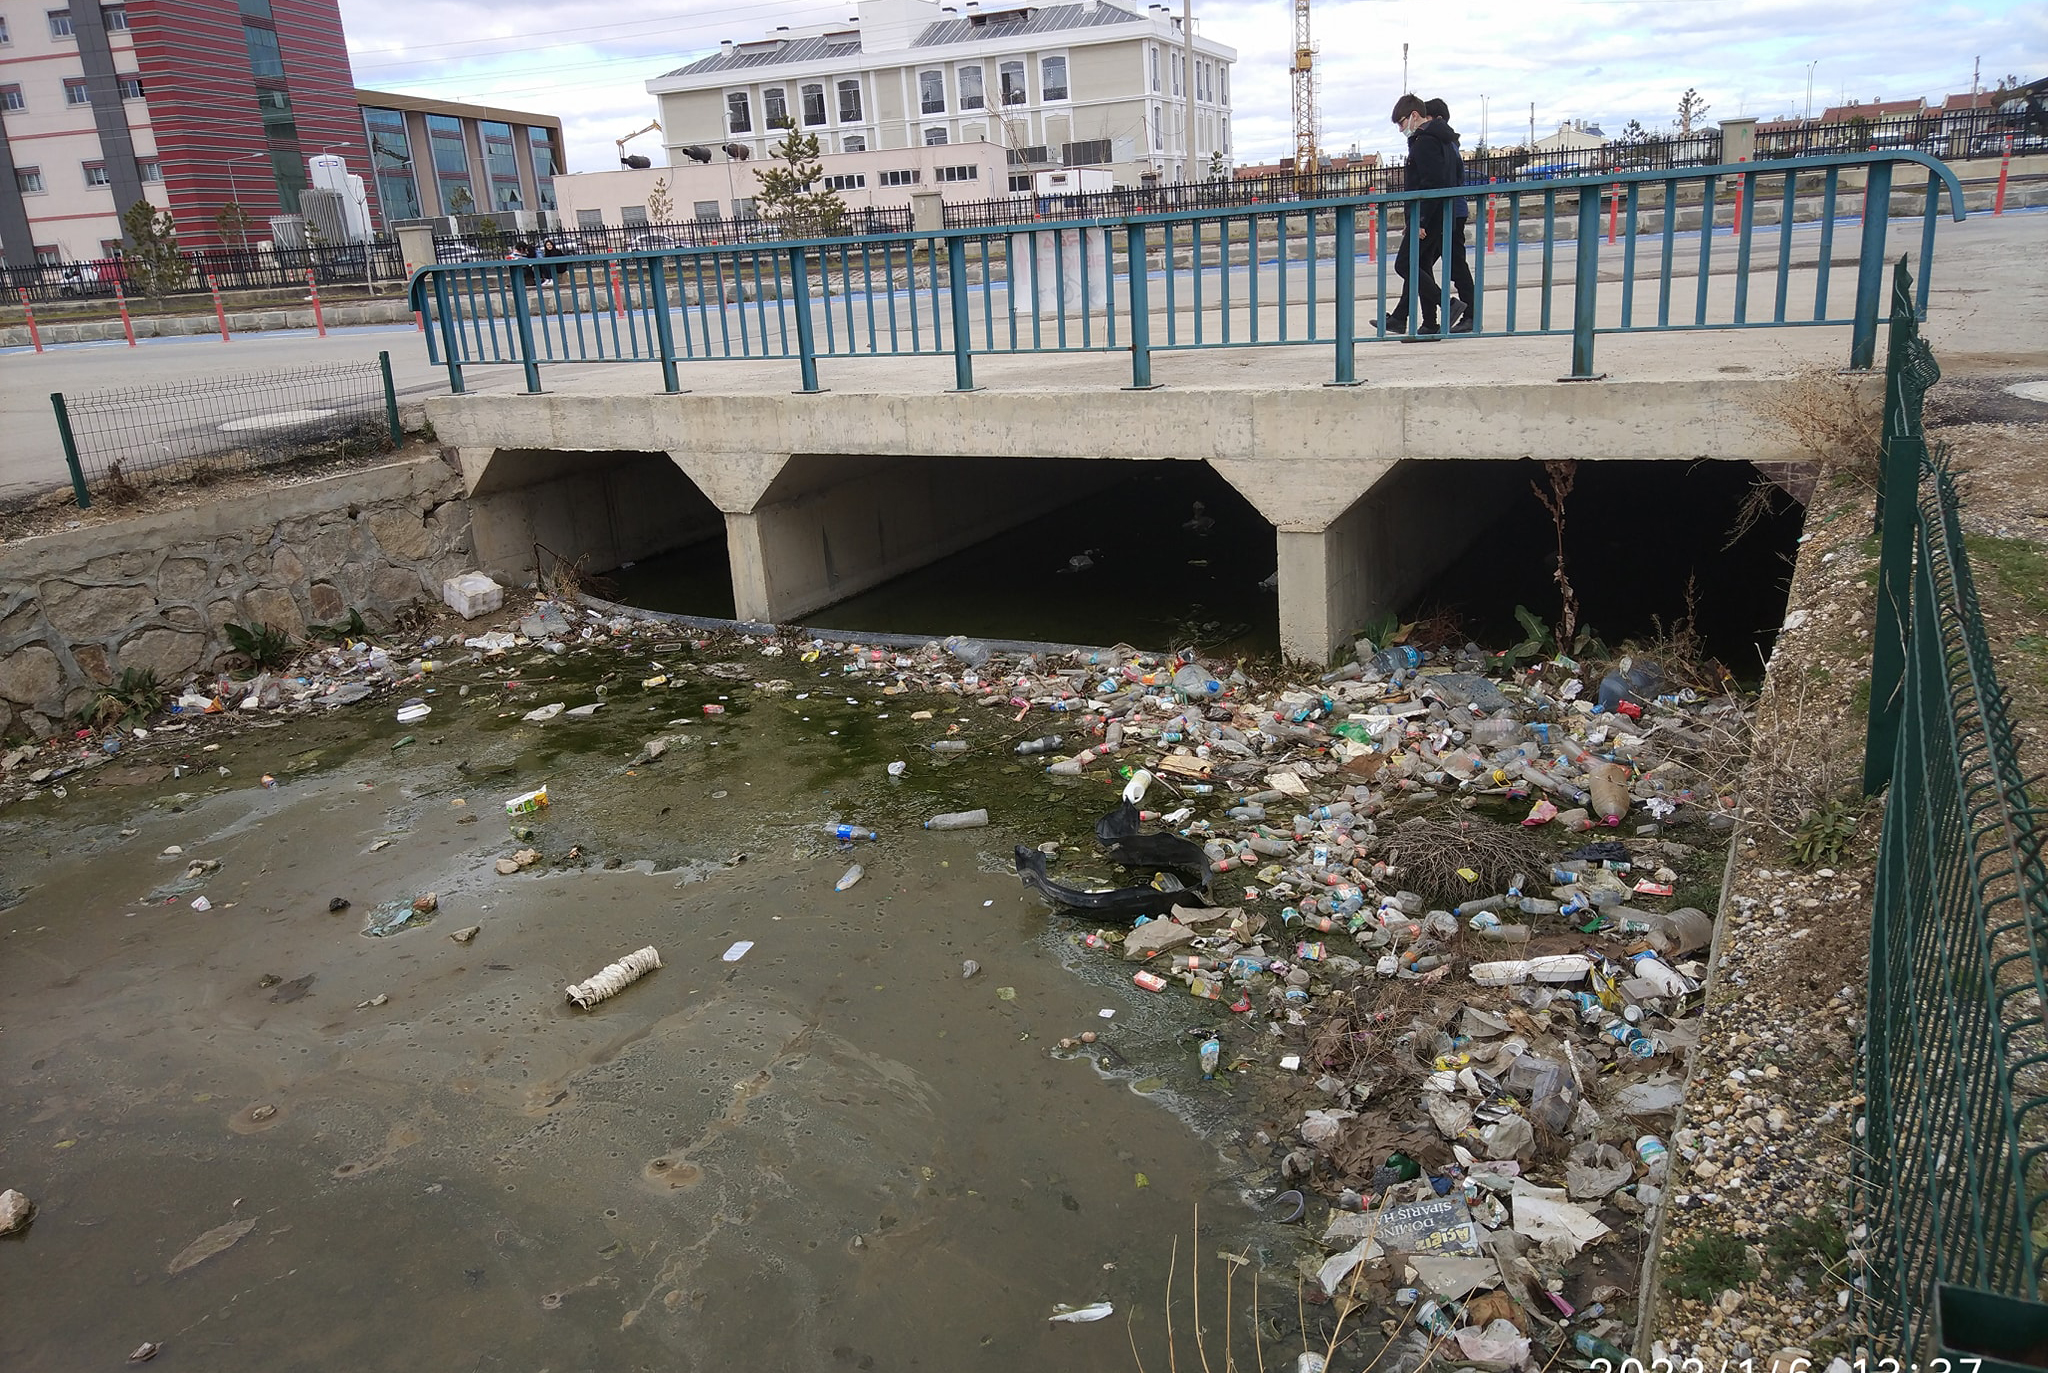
[0,456,473,740]
[0,297,417,348]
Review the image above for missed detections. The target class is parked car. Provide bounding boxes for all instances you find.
[625,231,691,252]
[58,258,128,297]
[435,241,492,264]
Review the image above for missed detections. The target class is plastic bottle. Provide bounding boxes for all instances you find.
[1198,1037,1221,1079]
[925,809,989,830]
[828,824,878,841]
[928,739,969,753]
[1574,1333,1630,1363]
[1588,763,1631,824]
[1015,735,1064,755]
[943,634,992,668]
[1172,664,1223,697]
[1635,1134,1669,1178]
[1366,645,1423,676]
[1469,717,1524,747]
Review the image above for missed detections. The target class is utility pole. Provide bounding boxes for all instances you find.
[1402,43,1408,95]
[1805,60,1818,121]
[1481,94,1488,147]
[1529,101,1535,150]
[1182,0,1195,181]
[1971,56,1979,100]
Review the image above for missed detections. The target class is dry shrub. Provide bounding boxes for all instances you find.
[99,461,143,506]
[1750,365,1883,477]
[1381,814,1553,906]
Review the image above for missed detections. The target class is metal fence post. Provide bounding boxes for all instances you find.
[378,351,401,448]
[1125,223,1159,389]
[1849,161,1894,370]
[946,235,977,392]
[1330,204,1360,386]
[649,257,682,394]
[50,393,90,509]
[431,273,465,394]
[509,268,542,394]
[789,246,824,394]
[1566,187,1604,380]
[1863,260,1922,794]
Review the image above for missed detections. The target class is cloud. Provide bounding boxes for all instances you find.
[335,0,2045,175]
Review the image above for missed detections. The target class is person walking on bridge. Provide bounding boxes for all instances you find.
[1424,97,1475,332]
[1383,93,1461,335]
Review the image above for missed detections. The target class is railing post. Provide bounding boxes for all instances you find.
[509,266,542,394]
[50,392,90,509]
[1565,185,1603,380]
[1329,203,1360,386]
[649,257,682,394]
[946,235,977,392]
[378,350,401,447]
[1864,260,1919,795]
[431,272,465,394]
[1849,161,1894,370]
[789,245,824,394]
[1124,222,1159,389]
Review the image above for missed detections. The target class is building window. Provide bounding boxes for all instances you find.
[243,24,284,79]
[764,86,786,127]
[1172,52,1182,97]
[837,78,861,123]
[525,125,556,210]
[824,173,865,190]
[880,168,919,187]
[65,78,92,106]
[16,167,45,194]
[577,208,603,228]
[1063,138,1112,165]
[801,83,825,126]
[1041,56,1067,101]
[1152,104,1162,151]
[959,64,983,110]
[692,199,720,221]
[1008,174,1031,191]
[1219,67,1227,105]
[726,92,751,134]
[937,164,977,182]
[365,106,421,221]
[138,158,161,181]
[48,10,74,38]
[999,60,1025,106]
[0,85,22,112]
[923,127,948,146]
[0,15,10,43]
[426,112,475,211]
[621,205,648,226]
[36,245,62,266]
[83,162,110,187]
[102,5,129,30]
[100,238,123,256]
[919,69,945,115]
[841,134,866,153]
[118,75,143,99]
[1149,46,1159,92]
[732,196,756,219]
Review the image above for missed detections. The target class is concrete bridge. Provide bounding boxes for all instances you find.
[414,156,2028,661]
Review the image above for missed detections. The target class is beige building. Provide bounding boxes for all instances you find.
[552,139,1012,227]
[645,0,1235,192]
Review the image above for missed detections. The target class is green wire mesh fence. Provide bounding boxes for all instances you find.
[1858,260,2048,1358]
[49,352,402,509]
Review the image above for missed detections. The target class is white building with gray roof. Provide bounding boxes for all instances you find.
[645,0,1236,191]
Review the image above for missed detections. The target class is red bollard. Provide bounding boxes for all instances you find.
[18,288,41,352]
[1607,184,1619,244]
[413,310,425,332]
[1365,206,1376,262]
[609,264,626,319]
[1731,155,1747,230]
[113,283,136,346]
[305,269,326,337]
[208,275,230,341]
[1996,135,2012,215]
[1486,184,1498,254]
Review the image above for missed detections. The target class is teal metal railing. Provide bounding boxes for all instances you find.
[407,151,1966,395]
[1857,258,2048,1357]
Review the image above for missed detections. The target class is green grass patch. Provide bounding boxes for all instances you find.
[1965,536,2048,617]
[1808,664,1834,684]
[1662,1230,1760,1304]
[1767,1210,1849,1285]
[1853,678,1872,715]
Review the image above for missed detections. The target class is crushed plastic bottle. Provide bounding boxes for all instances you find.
[924,809,989,830]
[828,824,878,841]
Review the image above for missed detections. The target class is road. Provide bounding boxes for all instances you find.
[2,207,2042,503]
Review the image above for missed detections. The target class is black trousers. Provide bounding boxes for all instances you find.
[1446,218,1473,311]
[1391,228,1444,325]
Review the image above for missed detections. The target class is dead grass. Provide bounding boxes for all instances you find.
[1750,365,1884,477]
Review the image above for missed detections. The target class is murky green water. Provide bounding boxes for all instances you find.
[0,644,1296,1372]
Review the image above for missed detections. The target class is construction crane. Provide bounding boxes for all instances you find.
[1291,0,1318,182]
[616,120,662,168]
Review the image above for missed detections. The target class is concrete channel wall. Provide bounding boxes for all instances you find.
[0,457,472,740]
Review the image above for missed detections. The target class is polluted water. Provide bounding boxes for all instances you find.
[0,592,1748,1371]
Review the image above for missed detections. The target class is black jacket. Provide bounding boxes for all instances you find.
[1405,117,1469,222]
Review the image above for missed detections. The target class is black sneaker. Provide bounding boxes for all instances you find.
[1377,313,1407,334]
[1450,302,1474,334]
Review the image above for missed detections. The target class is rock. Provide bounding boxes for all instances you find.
[495,858,519,875]
[39,580,156,638]
[0,645,65,711]
[369,566,427,612]
[117,628,207,681]
[158,557,211,601]
[0,1188,33,1235]
[271,546,306,583]
[71,643,112,685]
[411,893,437,915]
[1121,918,1197,961]
[449,924,480,943]
[367,507,434,561]
[308,582,346,622]
[238,586,305,640]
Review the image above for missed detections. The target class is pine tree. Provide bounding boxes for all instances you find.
[1676,88,1712,135]
[754,126,846,239]
[120,199,188,301]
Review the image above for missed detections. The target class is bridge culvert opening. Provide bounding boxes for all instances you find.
[1406,458,1806,677]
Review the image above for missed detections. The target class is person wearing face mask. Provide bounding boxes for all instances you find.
[1383,92,1460,336]
[1424,97,1474,333]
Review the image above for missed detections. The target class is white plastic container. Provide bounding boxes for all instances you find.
[442,572,503,620]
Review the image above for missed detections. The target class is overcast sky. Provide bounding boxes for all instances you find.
[339,0,2043,175]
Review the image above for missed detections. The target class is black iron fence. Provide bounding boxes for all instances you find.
[49,353,402,508]
[433,208,916,263]
[2,240,404,305]
[1760,105,2044,161]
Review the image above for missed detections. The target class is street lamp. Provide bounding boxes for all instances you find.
[1805,61,1820,123]
[222,151,271,246]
